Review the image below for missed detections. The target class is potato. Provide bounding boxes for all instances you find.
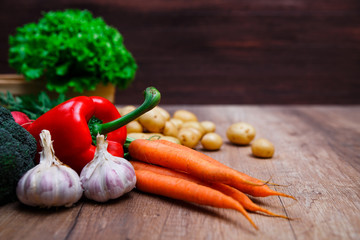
[251,138,275,158]
[226,122,256,145]
[127,132,163,140]
[178,128,201,148]
[159,136,181,144]
[118,105,136,116]
[169,118,183,129]
[181,121,206,137]
[163,121,179,137]
[173,110,198,122]
[127,132,149,140]
[200,121,216,133]
[156,106,171,121]
[126,120,143,133]
[201,133,223,150]
[127,132,180,144]
[147,133,164,140]
[138,107,166,133]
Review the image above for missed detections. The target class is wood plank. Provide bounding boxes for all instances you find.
[0,105,359,239]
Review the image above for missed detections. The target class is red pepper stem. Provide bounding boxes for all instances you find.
[97,87,161,135]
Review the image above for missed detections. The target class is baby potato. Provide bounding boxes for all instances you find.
[201,133,223,150]
[181,127,203,139]
[173,109,198,122]
[251,138,275,158]
[156,106,171,121]
[159,136,181,144]
[178,128,201,148]
[200,121,216,133]
[138,107,166,133]
[126,120,143,133]
[226,122,256,145]
[127,132,149,140]
[163,121,179,137]
[169,118,183,129]
[127,132,163,140]
[147,133,164,140]
[181,121,206,137]
[118,105,136,116]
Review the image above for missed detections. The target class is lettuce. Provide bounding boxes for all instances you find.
[9,9,137,93]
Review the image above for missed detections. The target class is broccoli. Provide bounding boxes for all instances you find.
[0,106,37,205]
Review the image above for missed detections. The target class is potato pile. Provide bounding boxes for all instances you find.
[118,106,222,150]
[118,106,275,158]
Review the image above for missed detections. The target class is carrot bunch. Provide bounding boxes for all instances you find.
[127,138,294,230]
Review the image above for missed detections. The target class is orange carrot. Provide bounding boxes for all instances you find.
[134,168,258,229]
[128,139,260,186]
[129,139,294,199]
[131,161,289,219]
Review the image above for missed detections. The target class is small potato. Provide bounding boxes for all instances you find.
[251,138,275,158]
[159,136,181,144]
[169,118,183,129]
[178,128,201,148]
[201,133,223,150]
[181,127,203,139]
[200,121,216,133]
[118,105,136,116]
[163,121,179,137]
[181,121,206,136]
[126,120,143,133]
[127,132,163,140]
[138,108,166,133]
[127,132,149,140]
[147,133,164,140]
[173,110,198,122]
[226,122,256,145]
[156,106,171,121]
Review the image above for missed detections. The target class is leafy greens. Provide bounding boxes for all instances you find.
[9,9,137,94]
[0,91,67,120]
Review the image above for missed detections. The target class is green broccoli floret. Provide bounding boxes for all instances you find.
[0,106,37,205]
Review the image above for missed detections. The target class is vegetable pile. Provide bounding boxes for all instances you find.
[0,87,294,230]
[8,9,137,94]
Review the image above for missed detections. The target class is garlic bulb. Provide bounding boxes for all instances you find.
[16,130,83,207]
[80,134,136,202]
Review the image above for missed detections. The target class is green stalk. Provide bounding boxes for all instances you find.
[92,87,161,136]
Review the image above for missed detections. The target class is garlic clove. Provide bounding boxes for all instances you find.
[16,130,83,208]
[80,134,136,202]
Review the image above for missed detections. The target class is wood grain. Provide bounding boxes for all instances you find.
[0,0,359,104]
[0,105,359,239]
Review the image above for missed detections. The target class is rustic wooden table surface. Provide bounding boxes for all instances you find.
[0,105,359,240]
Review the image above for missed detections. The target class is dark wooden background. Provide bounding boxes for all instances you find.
[0,0,359,104]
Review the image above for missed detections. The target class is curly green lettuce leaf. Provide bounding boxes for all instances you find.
[9,9,137,94]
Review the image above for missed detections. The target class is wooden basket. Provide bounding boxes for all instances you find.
[0,74,116,103]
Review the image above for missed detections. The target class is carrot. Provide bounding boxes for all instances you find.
[128,139,261,187]
[134,168,258,230]
[129,139,294,199]
[131,161,289,219]
[158,140,295,199]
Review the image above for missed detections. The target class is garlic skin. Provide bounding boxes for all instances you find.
[80,134,136,202]
[16,130,83,207]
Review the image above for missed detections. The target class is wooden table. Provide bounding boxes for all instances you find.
[0,105,359,240]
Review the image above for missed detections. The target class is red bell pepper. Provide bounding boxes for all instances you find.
[26,87,161,173]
